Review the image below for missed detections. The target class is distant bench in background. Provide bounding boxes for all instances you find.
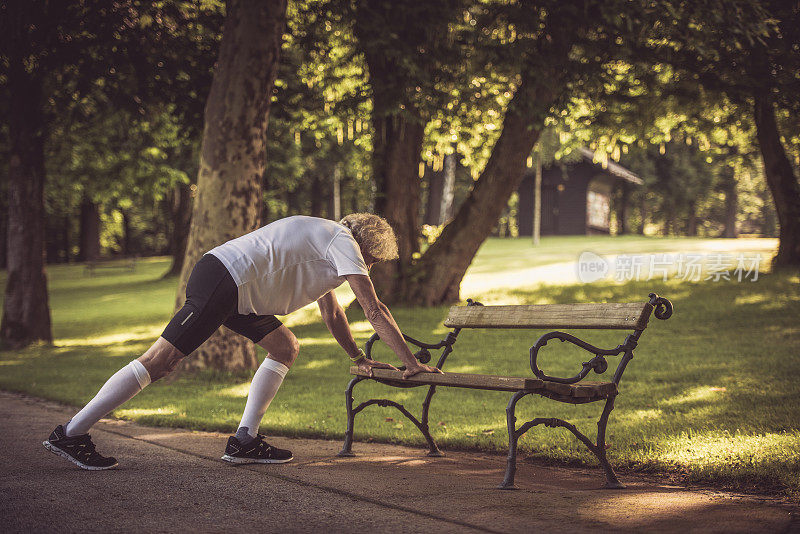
[84,257,137,277]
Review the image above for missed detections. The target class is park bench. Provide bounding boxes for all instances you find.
[337,293,673,489]
[84,257,137,276]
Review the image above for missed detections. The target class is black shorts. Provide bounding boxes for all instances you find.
[161,254,282,355]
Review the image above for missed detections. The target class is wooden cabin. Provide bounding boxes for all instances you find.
[517,148,642,236]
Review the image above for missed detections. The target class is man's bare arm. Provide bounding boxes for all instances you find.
[346,274,442,378]
[317,291,361,359]
[317,290,399,375]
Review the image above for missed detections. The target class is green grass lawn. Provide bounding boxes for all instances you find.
[2,236,799,498]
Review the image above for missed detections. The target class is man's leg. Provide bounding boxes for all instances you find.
[236,325,299,441]
[43,337,188,470]
[221,325,298,464]
[63,337,184,436]
[45,253,238,470]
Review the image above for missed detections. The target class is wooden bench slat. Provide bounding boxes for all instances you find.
[351,367,543,392]
[350,367,617,399]
[443,303,651,330]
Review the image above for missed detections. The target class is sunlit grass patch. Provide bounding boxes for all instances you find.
[216,383,252,398]
[116,407,178,418]
[57,324,164,348]
[295,358,337,371]
[620,408,663,422]
[297,336,338,347]
[661,386,729,407]
[658,430,800,469]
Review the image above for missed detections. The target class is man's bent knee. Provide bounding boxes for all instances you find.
[269,337,299,367]
[138,337,186,382]
[258,327,300,368]
[285,337,301,365]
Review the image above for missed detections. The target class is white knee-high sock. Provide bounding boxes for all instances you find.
[237,358,289,439]
[64,360,151,436]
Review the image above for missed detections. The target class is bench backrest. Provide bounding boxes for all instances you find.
[443,302,652,330]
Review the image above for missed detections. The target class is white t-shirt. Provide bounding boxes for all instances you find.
[208,216,369,316]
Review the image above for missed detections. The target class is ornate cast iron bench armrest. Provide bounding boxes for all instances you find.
[364,331,456,369]
[530,293,673,385]
[338,300,482,456]
[338,328,462,456]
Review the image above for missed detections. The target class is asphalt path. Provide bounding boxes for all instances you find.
[1,391,796,533]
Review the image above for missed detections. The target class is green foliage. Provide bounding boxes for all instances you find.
[42,104,199,257]
[1,0,793,264]
[0,1,223,259]
[489,0,788,239]
[262,0,374,220]
[622,139,715,235]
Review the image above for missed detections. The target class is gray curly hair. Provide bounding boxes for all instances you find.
[339,213,399,262]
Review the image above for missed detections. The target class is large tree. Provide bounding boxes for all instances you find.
[1,0,52,346]
[176,0,288,372]
[753,90,800,265]
[352,0,787,305]
[353,1,637,304]
[352,0,464,297]
[0,0,223,347]
[636,0,799,265]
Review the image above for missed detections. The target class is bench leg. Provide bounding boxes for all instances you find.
[337,377,362,457]
[596,396,625,489]
[499,391,530,490]
[498,393,624,490]
[337,378,443,458]
[421,385,443,457]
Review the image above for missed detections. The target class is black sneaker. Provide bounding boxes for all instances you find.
[221,434,293,464]
[43,425,118,471]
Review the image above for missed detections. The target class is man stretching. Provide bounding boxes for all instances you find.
[44,213,441,469]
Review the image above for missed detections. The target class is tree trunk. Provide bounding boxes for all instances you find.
[165,181,192,277]
[753,93,800,265]
[78,196,101,262]
[260,171,271,224]
[354,0,449,300]
[440,153,457,224]
[424,168,443,226]
[46,216,61,264]
[638,195,647,235]
[0,205,6,270]
[617,182,629,235]
[687,200,698,237]
[45,215,69,263]
[287,185,301,215]
[351,181,361,214]
[331,165,342,220]
[496,211,509,238]
[1,30,52,348]
[121,209,131,256]
[516,175,533,237]
[533,150,542,245]
[720,165,738,238]
[61,216,71,262]
[367,110,426,302]
[405,77,560,305]
[176,0,287,372]
[663,206,674,236]
[310,175,324,217]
